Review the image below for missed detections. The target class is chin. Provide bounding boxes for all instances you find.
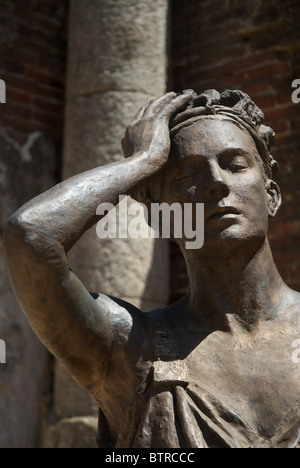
[202,224,267,252]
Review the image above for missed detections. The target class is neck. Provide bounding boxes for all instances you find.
[182,237,286,333]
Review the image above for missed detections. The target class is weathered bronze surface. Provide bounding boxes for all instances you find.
[3,90,300,448]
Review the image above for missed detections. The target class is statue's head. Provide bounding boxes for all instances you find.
[134,90,281,251]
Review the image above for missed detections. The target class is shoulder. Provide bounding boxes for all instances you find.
[279,286,300,334]
[284,287,300,315]
[91,293,155,356]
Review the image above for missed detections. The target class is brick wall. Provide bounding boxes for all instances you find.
[0,0,68,169]
[170,0,300,301]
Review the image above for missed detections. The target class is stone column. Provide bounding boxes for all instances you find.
[42,0,169,448]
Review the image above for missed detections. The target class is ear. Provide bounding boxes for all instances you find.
[265,179,282,218]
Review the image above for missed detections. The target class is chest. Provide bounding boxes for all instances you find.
[182,333,300,438]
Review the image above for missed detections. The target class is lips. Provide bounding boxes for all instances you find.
[207,206,241,221]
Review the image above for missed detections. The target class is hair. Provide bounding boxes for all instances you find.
[131,89,278,206]
[170,89,278,179]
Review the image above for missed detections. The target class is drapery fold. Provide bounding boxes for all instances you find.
[133,382,300,448]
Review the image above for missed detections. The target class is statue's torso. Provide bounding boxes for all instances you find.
[132,304,300,448]
[96,298,300,448]
[183,328,300,441]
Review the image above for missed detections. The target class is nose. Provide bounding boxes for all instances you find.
[204,161,230,200]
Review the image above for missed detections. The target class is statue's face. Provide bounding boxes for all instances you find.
[162,117,273,249]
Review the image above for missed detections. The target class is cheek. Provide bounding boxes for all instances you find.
[161,178,196,204]
[233,172,269,220]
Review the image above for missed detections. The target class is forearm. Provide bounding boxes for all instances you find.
[5,90,193,255]
[2,91,193,388]
[5,151,154,253]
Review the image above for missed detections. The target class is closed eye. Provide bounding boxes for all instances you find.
[218,149,253,173]
[228,156,250,172]
[176,173,194,182]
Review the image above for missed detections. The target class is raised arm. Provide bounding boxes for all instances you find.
[3,91,194,392]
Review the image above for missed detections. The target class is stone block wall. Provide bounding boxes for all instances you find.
[0,0,69,448]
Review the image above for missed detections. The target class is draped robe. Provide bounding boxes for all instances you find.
[97,308,300,449]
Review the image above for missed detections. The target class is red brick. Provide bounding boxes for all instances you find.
[0,0,68,182]
[265,103,298,121]
[271,119,290,134]
[32,109,63,128]
[7,88,32,105]
[3,102,31,120]
[171,0,300,301]
[254,94,277,110]
[1,73,41,94]
[233,52,279,74]
[269,220,300,237]
[31,96,63,114]
[243,80,272,97]
[278,90,296,106]
[1,115,36,135]
[235,61,287,82]
[32,13,62,34]
[273,131,300,147]
[0,2,13,16]
[291,117,300,130]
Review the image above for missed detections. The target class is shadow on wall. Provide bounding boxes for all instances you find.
[0,128,56,448]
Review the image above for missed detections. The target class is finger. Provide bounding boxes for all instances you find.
[130,102,151,123]
[143,92,177,116]
[130,92,177,123]
[161,90,197,121]
[171,106,206,128]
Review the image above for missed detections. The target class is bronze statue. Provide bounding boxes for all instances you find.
[3,89,300,448]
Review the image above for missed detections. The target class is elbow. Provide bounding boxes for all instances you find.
[3,212,23,243]
[3,210,64,266]
[3,213,28,261]
[3,212,67,296]
[3,209,47,261]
